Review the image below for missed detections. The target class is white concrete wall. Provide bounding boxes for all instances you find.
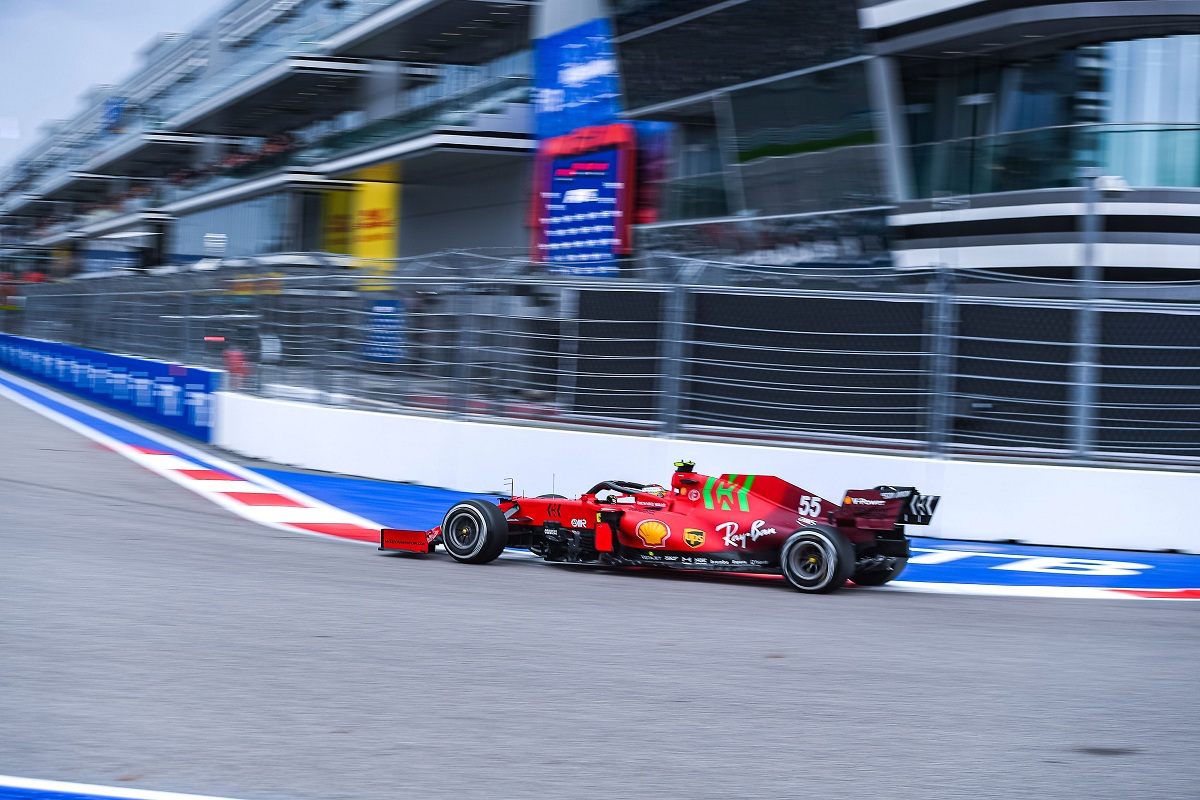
[214,392,1200,553]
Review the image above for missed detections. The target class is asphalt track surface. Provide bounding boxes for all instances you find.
[3,395,1199,800]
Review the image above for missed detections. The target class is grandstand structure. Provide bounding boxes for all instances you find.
[2,1,1200,276]
[1,2,1198,467]
[0,0,537,274]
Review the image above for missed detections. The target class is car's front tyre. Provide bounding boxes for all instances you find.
[440,500,509,564]
[780,526,855,593]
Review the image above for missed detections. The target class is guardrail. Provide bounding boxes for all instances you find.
[6,251,1199,467]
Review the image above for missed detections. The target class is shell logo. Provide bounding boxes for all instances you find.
[636,519,671,547]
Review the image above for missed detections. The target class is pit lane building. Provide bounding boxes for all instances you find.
[4,0,1200,277]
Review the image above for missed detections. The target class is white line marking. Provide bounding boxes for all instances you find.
[0,371,383,543]
[226,505,372,524]
[889,581,1130,600]
[0,774,246,800]
[166,480,277,493]
[129,453,207,471]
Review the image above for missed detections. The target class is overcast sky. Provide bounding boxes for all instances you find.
[0,0,230,170]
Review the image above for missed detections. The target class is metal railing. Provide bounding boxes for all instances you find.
[5,251,1199,468]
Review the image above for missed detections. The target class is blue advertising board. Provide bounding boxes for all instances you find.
[364,299,405,363]
[0,333,222,441]
[82,246,141,272]
[537,147,625,274]
[101,97,128,135]
[532,122,636,276]
[533,17,622,140]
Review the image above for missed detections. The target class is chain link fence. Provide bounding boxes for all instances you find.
[4,251,1198,468]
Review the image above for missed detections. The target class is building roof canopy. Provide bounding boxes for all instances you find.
[325,0,533,65]
[163,58,369,136]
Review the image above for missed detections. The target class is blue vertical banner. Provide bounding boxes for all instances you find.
[364,299,405,363]
[533,17,622,140]
[532,17,631,274]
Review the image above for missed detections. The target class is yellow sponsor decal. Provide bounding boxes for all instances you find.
[683,528,705,549]
[636,519,671,547]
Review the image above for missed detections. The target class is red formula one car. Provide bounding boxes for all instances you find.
[380,461,939,593]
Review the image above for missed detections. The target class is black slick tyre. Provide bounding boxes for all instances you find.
[441,500,509,564]
[780,526,855,593]
[852,558,907,586]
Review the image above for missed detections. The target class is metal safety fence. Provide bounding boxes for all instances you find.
[4,251,1199,468]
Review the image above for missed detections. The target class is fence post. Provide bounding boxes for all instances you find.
[925,263,957,456]
[657,260,689,438]
[555,287,580,412]
[1072,168,1102,460]
[181,277,193,366]
[450,283,478,419]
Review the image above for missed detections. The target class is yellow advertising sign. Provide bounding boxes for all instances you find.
[319,163,401,288]
[321,190,352,254]
[352,180,398,261]
[355,162,399,183]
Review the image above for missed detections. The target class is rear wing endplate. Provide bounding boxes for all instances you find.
[833,486,940,529]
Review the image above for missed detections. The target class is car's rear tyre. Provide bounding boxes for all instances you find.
[780,526,855,593]
[851,558,907,586]
[440,500,509,564]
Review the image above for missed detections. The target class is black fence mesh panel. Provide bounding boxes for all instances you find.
[951,304,1075,452]
[682,292,928,444]
[4,253,1197,469]
[572,289,664,422]
[1098,309,1200,458]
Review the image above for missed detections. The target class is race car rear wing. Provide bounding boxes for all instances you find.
[832,486,940,530]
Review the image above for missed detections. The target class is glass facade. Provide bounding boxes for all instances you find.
[640,61,886,223]
[903,34,1200,196]
[730,63,885,216]
[634,208,890,264]
[654,109,730,221]
[615,0,864,111]
[158,1,376,122]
